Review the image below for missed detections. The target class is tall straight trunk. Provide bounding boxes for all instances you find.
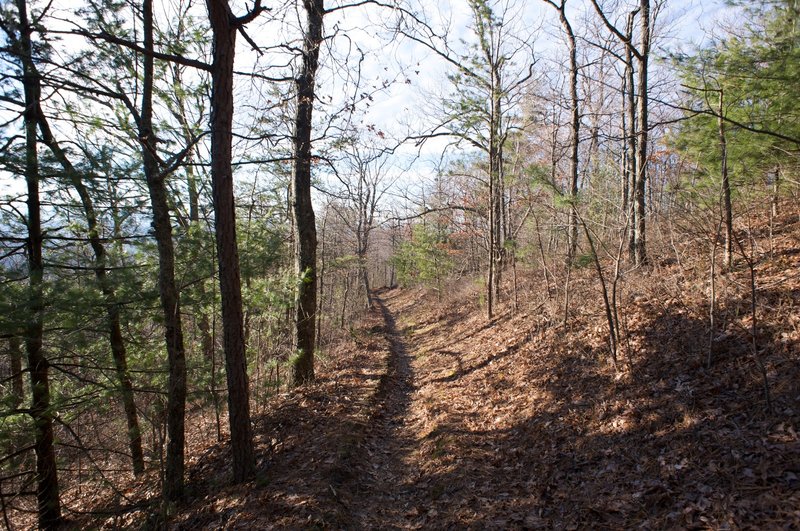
[487,172,495,319]
[37,107,144,476]
[141,0,187,501]
[205,0,256,482]
[486,56,504,318]
[316,211,327,343]
[625,12,637,261]
[15,1,62,526]
[560,3,580,265]
[291,0,323,386]
[356,174,373,308]
[620,82,629,222]
[718,90,733,270]
[634,0,650,265]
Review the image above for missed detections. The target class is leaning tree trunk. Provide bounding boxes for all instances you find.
[141,0,187,502]
[15,1,62,527]
[206,0,256,482]
[290,0,324,386]
[37,109,144,476]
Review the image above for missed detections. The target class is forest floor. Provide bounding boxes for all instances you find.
[79,209,800,530]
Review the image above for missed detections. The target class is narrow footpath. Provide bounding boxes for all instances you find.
[342,288,546,529]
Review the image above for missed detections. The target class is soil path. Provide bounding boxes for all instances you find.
[348,290,428,527]
[345,288,536,528]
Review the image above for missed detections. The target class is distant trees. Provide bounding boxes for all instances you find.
[397,0,535,319]
[392,223,453,294]
[325,134,395,309]
[590,0,656,266]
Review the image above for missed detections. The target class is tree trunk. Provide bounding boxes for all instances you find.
[206,0,256,482]
[561,4,580,266]
[359,248,372,308]
[772,167,780,218]
[15,0,62,525]
[490,65,504,311]
[487,173,496,319]
[317,210,327,343]
[543,0,579,264]
[291,0,323,386]
[634,0,650,266]
[625,12,638,262]
[141,0,187,501]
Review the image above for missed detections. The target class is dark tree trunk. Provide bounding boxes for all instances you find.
[141,0,187,501]
[634,0,650,266]
[205,0,256,482]
[624,12,637,262]
[551,0,580,265]
[291,0,323,386]
[485,42,504,319]
[15,0,62,526]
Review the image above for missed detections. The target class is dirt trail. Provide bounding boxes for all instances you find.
[345,288,535,528]
[348,290,428,527]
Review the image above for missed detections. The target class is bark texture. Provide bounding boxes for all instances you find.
[15,0,62,526]
[206,0,256,482]
[291,0,324,386]
[634,0,650,266]
[718,90,733,270]
[142,0,187,501]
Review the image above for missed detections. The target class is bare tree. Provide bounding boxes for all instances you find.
[327,135,395,308]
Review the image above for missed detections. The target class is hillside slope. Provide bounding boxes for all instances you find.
[85,212,800,529]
